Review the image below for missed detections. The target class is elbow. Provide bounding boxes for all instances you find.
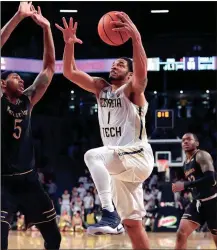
[63,68,75,80]
[45,62,55,76]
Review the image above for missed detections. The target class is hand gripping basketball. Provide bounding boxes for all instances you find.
[55,17,83,45]
[111,12,140,40]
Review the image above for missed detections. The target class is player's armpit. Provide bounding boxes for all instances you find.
[196,150,215,172]
[131,77,148,94]
[64,69,107,96]
[23,68,53,107]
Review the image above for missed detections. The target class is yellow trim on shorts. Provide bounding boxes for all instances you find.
[1,211,8,214]
[42,206,54,214]
[47,212,56,218]
[1,220,11,228]
[2,169,33,176]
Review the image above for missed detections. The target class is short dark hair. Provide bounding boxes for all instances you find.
[185,133,199,142]
[1,71,15,80]
[119,57,133,72]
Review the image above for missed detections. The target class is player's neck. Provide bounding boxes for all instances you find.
[110,80,125,91]
[185,149,198,160]
[5,92,19,104]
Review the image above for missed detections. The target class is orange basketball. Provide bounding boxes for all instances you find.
[98,11,130,46]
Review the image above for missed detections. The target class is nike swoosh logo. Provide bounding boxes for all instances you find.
[117,226,123,232]
[212,181,217,187]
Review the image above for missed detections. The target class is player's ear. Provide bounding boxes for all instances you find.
[127,72,133,80]
[196,141,199,147]
[1,79,7,88]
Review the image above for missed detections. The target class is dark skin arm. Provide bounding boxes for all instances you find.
[23,6,55,108]
[172,150,216,192]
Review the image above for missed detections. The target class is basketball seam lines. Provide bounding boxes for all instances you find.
[102,15,118,46]
[107,13,124,44]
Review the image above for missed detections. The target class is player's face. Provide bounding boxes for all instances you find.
[182,134,198,152]
[109,59,131,83]
[5,73,24,97]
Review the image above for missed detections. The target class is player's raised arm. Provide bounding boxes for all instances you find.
[111,12,148,94]
[1,2,36,49]
[55,17,106,96]
[23,6,55,107]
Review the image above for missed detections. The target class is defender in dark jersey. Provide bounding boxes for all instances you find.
[1,2,61,250]
[172,133,217,249]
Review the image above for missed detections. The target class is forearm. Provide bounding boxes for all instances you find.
[1,12,23,48]
[42,26,55,72]
[132,33,147,81]
[184,171,216,189]
[63,43,77,75]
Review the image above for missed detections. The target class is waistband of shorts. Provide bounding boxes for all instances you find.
[198,193,217,202]
[2,169,34,177]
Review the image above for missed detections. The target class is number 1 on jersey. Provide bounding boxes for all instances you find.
[107,111,111,124]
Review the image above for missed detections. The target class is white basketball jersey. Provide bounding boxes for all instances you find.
[97,85,148,147]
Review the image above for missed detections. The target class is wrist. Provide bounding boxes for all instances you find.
[42,24,51,31]
[15,11,25,21]
[131,32,141,43]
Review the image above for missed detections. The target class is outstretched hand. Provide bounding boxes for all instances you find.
[55,17,83,45]
[17,1,36,18]
[30,5,50,29]
[110,12,140,40]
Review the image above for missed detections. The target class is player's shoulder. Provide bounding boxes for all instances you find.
[196,150,212,162]
[93,77,109,86]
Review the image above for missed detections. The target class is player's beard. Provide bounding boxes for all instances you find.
[109,73,126,82]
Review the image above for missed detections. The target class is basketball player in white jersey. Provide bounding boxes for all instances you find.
[56,13,154,249]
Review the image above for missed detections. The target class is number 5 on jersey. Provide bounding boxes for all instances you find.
[13,119,22,139]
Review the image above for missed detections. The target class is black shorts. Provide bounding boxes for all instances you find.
[182,196,217,233]
[1,170,56,229]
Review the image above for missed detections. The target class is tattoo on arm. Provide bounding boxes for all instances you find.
[196,150,215,172]
[23,71,51,106]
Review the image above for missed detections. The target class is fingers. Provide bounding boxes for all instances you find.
[62,17,68,29]
[69,17,73,29]
[73,21,78,31]
[55,23,64,32]
[28,1,32,6]
[115,12,128,22]
[37,6,41,15]
[110,20,124,26]
[76,38,83,44]
[112,26,130,32]
[30,4,36,12]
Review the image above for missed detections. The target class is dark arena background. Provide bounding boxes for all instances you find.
[1,1,217,249]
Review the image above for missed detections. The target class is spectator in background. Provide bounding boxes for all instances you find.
[46,179,57,201]
[77,182,86,199]
[151,185,159,199]
[94,189,101,212]
[144,188,154,210]
[84,178,94,190]
[85,209,97,228]
[180,192,191,210]
[72,196,83,214]
[60,190,71,215]
[17,214,25,231]
[78,175,88,184]
[58,210,72,232]
[71,211,84,232]
[83,191,94,218]
[71,187,79,204]
[148,174,158,189]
